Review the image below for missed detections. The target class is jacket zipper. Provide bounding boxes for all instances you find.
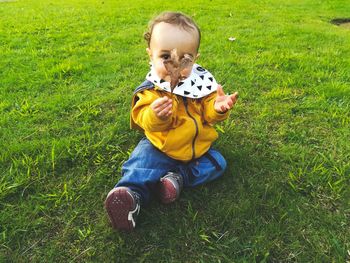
[183,97,199,160]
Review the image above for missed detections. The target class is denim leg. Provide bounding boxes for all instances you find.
[116,138,178,204]
[178,148,227,187]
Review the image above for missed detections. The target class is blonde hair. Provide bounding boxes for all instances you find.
[144,11,201,50]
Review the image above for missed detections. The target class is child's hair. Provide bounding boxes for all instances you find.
[144,11,201,50]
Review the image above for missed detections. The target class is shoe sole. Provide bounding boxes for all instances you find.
[158,178,178,204]
[104,187,137,231]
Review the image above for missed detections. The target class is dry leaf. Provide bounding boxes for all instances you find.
[163,49,194,91]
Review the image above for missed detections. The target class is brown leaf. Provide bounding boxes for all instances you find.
[163,49,194,91]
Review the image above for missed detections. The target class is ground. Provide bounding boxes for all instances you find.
[0,0,349,262]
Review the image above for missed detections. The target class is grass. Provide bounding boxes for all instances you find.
[0,0,349,261]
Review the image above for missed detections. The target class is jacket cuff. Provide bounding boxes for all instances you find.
[143,107,172,131]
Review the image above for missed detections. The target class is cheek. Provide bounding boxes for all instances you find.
[181,67,192,78]
[153,61,169,79]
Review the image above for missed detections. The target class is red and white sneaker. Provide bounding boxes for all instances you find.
[104,187,141,231]
[157,172,184,204]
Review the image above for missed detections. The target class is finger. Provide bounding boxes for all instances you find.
[227,92,239,108]
[230,92,239,102]
[225,93,238,106]
[157,107,172,118]
[152,97,172,111]
[152,96,170,108]
[157,103,173,117]
[226,100,233,108]
[216,85,225,97]
[220,104,226,112]
[219,97,232,109]
[154,100,172,112]
[223,102,231,110]
[165,110,172,117]
[221,99,233,112]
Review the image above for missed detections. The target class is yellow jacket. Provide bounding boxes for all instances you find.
[131,82,229,162]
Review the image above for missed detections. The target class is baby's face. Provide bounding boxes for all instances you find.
[147,22,199,82]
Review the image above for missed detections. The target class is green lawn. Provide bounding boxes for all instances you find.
[1,0,349,261]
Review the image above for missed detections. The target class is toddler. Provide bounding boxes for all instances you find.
[105,11,238,231]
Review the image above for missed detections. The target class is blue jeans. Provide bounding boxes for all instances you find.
[116,138,227,204]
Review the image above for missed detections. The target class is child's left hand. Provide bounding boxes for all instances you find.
[214,84,239,113]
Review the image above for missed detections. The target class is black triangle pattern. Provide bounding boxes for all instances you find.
[146,64,216,98]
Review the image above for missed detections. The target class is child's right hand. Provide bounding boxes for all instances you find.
[150,96,173,120]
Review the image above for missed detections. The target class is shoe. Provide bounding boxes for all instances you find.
[104,187,141,231]
[157,172,183,204]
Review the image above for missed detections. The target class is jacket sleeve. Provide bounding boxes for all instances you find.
[201,92,230,125]
[131,89,173,132]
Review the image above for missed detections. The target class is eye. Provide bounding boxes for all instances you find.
[161,54,170,60]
